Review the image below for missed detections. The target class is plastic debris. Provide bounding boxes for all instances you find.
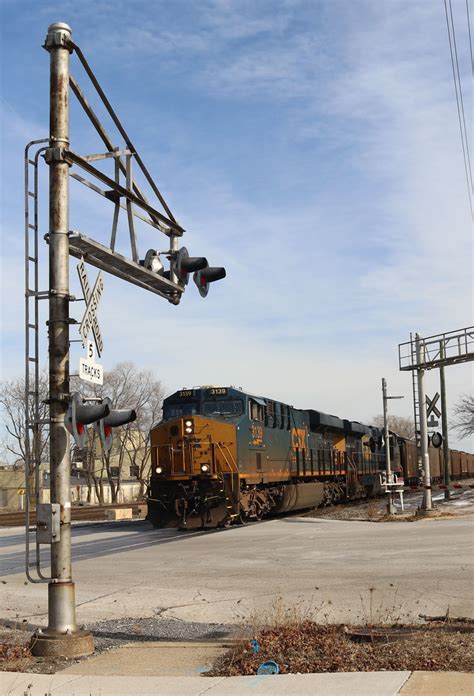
[250,639,259,653]
[257,660,279,675]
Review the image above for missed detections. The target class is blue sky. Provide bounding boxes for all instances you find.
[0,0,472,449]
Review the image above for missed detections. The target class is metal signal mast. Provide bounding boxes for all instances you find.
[398,326,474,512]
[25,21,226,658]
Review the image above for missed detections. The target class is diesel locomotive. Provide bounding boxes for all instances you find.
[147,385,394,529]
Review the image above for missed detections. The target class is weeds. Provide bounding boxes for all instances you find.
[209,591,474,676]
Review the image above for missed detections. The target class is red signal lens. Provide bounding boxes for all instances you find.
[200,276,206,287]
[77,423,85,434]
[104,425,113,438]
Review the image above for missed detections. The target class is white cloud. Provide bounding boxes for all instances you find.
[1,0,472,455]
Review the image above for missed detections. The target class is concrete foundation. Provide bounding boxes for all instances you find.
[31,629,94,657]
[105,508,133,520]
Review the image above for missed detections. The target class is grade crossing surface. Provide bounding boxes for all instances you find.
[0,516,472,627]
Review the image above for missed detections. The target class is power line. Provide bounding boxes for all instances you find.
[443,0,473,218]
[466,0,474,73]
[448,0,473,188]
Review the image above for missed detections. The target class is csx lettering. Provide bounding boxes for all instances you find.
[291,428,306,450]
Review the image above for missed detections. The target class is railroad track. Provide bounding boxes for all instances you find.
[0,503,146,528]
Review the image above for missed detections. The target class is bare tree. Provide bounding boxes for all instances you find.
[72,362,164,502]
[371,414,415,440]
[451,394,474,440]
[0,372,49,465]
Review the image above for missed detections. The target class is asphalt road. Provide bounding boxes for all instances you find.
[0,517,472,627]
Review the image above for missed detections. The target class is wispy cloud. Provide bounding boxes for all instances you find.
[1,1,472,450]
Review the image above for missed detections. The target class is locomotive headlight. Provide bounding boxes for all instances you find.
[185,426,193,433]
[201,464,210,473]
[155,466,163,474]
[185,420,193,427]
[184,419,194,434]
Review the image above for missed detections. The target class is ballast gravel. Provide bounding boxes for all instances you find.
[85,616,237,650]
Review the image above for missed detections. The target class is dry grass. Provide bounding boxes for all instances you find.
[209,619,474,676]
[0,640,33,672]
[210,592,474,676]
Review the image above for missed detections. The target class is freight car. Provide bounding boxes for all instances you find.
[147,386,389,529]
[399,438,474,484]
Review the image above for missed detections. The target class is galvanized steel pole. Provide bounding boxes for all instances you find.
[382,378,395,515]
[32,22,93,657]
[416,334,432,511]
[440,343,451,500]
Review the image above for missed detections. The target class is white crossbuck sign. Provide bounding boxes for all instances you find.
[77,258,104,356]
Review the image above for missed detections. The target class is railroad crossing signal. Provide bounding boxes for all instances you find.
[174,247,208,285]
[193,266,227,298]
[93,396,137,451]
[426,393,441,419]
[65,393,110,449]
[77,258,104,356]
[65,393,136,450]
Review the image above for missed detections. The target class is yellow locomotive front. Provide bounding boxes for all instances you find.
[147,388,240,528]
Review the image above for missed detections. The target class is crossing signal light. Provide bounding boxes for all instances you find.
[193,265,226,298]
[94,397,137,451]
[65,393,110,449]
[175,247,208,285]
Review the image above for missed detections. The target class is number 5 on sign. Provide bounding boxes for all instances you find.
[79,340,104,385]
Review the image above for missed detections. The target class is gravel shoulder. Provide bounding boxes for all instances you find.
[0,617,237,674]
[303,482,474,522]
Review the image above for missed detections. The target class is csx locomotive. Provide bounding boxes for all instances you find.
[147,385,397,528]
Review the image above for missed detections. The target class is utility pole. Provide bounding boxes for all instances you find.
[440,343,450,500]
[33,22,93,658]
[381,378,403,515]
[416,334,432,512]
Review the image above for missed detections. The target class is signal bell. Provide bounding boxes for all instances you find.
[65,393,110,449]
[94,396,137,451]
[142,249,164,275]
[193,266,226,298]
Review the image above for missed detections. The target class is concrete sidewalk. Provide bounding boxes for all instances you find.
[1,671,472,695]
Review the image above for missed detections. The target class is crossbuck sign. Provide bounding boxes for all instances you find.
[77,258,104,356]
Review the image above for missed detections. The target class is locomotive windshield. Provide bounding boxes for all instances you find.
[202,400,243,417]
[163,402,199,419]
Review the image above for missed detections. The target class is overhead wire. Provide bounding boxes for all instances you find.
[443,0,473,218]
[466,0,474,73]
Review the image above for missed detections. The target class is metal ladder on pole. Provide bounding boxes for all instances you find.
[24,139,50,582]
[410,333,422,477]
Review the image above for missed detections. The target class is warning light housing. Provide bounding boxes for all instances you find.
[175,247,208,285]
[193,265,226,298]
[94,396,137,451]
[65,393,110,449]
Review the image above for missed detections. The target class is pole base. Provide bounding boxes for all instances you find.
[416,507,439,518]
[31,629,94,657]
